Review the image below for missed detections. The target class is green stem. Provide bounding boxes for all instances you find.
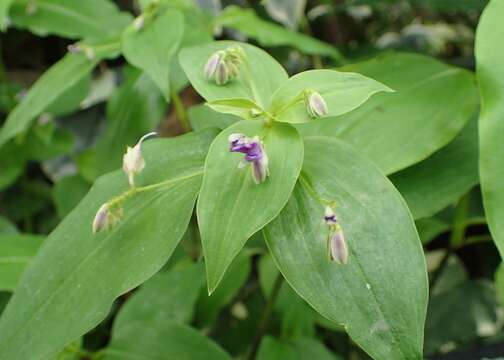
[247,272,283,360]
[299,175,335,207]
[170,88,191,132]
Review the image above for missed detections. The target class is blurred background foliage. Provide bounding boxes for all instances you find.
[1,0,503,359]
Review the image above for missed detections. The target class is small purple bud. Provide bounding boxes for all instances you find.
[204,51,224,80]
[93,203,109,233]
[215,61,229,85]
[329,227,348,265]
[306,90,328,118]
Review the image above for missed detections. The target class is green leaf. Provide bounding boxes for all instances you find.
[476,0,504,257]
[52,175,91,219]
[0,130,217,359]
[207,98,264,120]
[122,9,184,100]
[0,142,26,190]
[9,0,131,39]
[264,137,428,359]
[179,41,288,108]
[415,217,449,245]
[188,104,239,131]
[0,38,121,148]
[95,68,166,175]
[263,0,306,30]
[257,336,340,360]
[270,69,392,124]
[196,250,251,326]
[390,116,479,219]
[298,52,478,174]
[0,234,44,291]
[104,322,231,360]
[45,73,91,116]
[198,120,303,293]
[0,0,15,30]
[112,263,205,331]
[215,6,342,61]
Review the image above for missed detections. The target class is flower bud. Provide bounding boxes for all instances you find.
[204,46,245,86]
[305,90,328,118]
[133,15,145,31]
[329,226,348,265]
[324,206,337,225]
[228,134,269,184]
[122,132,157,187]
[92,203,109,233]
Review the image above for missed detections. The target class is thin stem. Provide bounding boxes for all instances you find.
[247,272,284,360]
[299,175,335,207]
[170,88,191,132]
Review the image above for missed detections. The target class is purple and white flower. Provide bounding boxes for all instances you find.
[204,46,245,86]
[228,133,269,184]
[324,206,348,264]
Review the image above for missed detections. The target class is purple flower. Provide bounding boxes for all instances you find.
[228,133,269,184]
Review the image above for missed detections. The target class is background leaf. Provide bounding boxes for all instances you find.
[0,234,44,291]
[298,52,478,174]
[8,0,131,39]
[257,336,340,360]
[0,130,217,359]
[179,41,288,108]
[197,120,303,293]
[475,0,504,257]
[214,6,342,61]
[188,104,239,131]
[264,136,428,359]
[0,0,14,30]
[122,9,184,100]
[391,116,479,220]
[270,69,392,124]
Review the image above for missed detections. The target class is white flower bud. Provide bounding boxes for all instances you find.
[329,226,348,265]
[305,90,328,118]
[122,132,156,187]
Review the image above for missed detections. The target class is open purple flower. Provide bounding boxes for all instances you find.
[228,133,269,184]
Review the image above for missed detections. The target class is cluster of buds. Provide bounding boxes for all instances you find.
[92,132,156,234]
[67,43,95,61]
[324,206,348,265]
[305,90,328,118]
[92,203,124,234]
[204,46,245,86]
[122,132,156,187]
[229,133,269,184]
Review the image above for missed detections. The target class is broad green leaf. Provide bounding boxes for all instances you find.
[0,38,121,148]
[0,234,44,291]
[45,73,91,116]
[196,250,251,326]
[9,0,131,39]
[112,263,205,331]
[0,217,18,235]
[0,0,15,30]
[179,41,288,108]
[299,53,478,174]
[104,322,231,360]
[122,9,184,100]
[0,130,217,359]
[270,69,392,124]
[188,104,239,131]
[207,98,264,120]
[198,120,303,293]
[425,280,499,355]
[52,175,91,219]
[214,6,342,61]
[390,116,479,219]
[476,0,504,257]
[95,67,165,175]
[264,137,428,359]
[257,336,340,360]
